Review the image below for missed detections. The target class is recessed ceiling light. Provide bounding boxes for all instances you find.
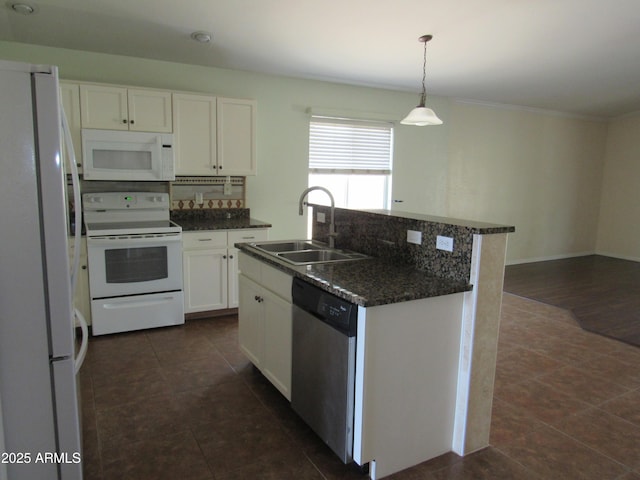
[190,31,212,44]
[11,3,36,15]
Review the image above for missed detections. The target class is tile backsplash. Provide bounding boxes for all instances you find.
[311,206,475,284]
[170,176,245,210]
[67,176,246,212]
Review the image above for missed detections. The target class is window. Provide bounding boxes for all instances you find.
[308,116,393,210]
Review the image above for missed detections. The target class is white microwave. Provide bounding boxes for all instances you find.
[81,129,175,181]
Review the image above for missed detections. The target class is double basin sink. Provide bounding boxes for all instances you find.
[250,240,369,266]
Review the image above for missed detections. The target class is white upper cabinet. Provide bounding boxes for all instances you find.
[80,85,172,132]
[174,93,257,176]
[173,92,217,175]
[217,97,257,176]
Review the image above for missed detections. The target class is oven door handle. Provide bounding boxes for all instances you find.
[87,234,182,246]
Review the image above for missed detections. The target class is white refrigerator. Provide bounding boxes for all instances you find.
[0,60,85,479]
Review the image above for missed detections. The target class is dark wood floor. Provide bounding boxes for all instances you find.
[503,255,640,347]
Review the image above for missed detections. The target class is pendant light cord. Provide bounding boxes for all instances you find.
[420,38,428,107]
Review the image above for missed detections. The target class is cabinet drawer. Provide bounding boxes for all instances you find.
[262,264,292,302]
[183,231,227,249]
[238,252,262,282]
[228,229,268,246]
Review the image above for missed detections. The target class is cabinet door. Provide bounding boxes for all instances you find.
[217,97,257,175]
[227,247,240,308]
[183,248,228,313]
[59,83,83,172]
[262,289,292,400]
[127,89,172,132]
[238,275,264,367]
[228,229,269,308]
[173,93,217,175]
[80,85,129,130]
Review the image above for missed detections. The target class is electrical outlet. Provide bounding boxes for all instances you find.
[407,230,422,245]
[223,181,232,196]
[317,212,326,223]
[436,235,454,252]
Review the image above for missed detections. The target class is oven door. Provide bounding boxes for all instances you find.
[87,232,182,298]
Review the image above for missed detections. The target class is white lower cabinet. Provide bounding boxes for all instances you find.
[238,252,292,400]
[182,229,268,313]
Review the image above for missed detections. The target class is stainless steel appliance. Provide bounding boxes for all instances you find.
[0,60,85,479]
[81,129,175,181]
[291,278,358,463]
[83,192,184,335]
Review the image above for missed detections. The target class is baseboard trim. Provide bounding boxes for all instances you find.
[594,251,640,263]
[506,251,595,266]
[185,308,238,320]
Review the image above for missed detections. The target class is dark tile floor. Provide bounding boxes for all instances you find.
[79,294,640,479]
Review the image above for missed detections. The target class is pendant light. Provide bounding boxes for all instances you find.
[401,34,443,126]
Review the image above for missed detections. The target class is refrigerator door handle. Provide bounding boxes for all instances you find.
[73,308,88,374]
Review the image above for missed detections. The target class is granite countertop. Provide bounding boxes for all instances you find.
[354,208,515,235]
[176,217,271,231]
[237,244,472,307]
[170,209,271,231]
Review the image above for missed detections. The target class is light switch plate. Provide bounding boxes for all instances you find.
[436,235,454,252]
[407,230,422,245]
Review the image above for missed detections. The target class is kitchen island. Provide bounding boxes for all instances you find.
[236,206,514,479]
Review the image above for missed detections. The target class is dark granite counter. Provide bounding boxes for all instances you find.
[237,244,472,307]
[171,209,271,231]
[363,209,516,235]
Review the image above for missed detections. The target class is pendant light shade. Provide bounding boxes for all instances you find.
[401,106,443,126]
[401,35,442,126]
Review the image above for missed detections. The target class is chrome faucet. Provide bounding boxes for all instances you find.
[298,186,337,248]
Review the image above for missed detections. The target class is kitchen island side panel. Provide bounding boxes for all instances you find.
[354,293,464,479]
[453,233,509,455]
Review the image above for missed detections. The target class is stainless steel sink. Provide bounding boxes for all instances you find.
[249,240,369,265]
[252,240,322,253]
[278,250,351,264]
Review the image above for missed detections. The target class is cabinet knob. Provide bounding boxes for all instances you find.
[223,255,227,259]
[229,254,234,259]
[130,119,135,124]
[254,295,260,301]
[122,119,127,124]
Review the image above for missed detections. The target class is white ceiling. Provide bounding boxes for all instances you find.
[2,0,640,118]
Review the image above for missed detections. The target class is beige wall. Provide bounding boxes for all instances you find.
[447,101,608,262]
[596,113,640,261]
[2,41,635,264]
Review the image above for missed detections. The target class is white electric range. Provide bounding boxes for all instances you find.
[83,192,184,335]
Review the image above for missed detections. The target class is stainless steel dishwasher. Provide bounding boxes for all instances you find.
[291,277,358,463]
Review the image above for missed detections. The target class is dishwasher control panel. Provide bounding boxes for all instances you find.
[292,278,357,336]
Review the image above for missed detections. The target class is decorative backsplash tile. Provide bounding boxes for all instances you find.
[170,176,245,210]
[171,198,245,210]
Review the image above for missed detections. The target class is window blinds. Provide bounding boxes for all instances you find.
[309,116,393,174]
